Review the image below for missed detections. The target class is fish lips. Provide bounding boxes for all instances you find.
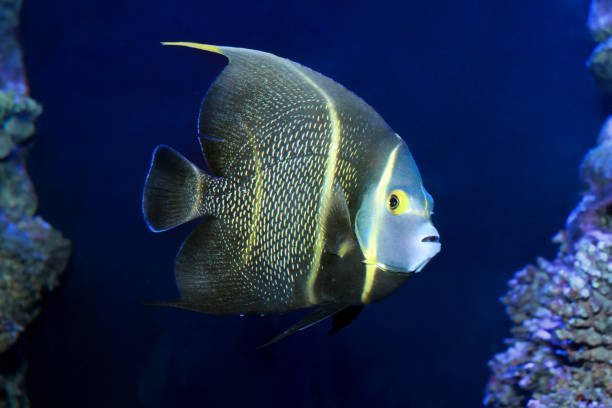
[362,253,436,274]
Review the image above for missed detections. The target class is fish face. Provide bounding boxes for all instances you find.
[355,140,440,273]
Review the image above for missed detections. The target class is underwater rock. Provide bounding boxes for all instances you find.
[588,1,612,93]
[589,0,612,43]
[587,38,612,93]
[0,152,36,218]
[0,364,28,408]
[484,120,612,407]
[0,0,71,406]
[0,0,26,95]
[0,92,42,160]
[0,214,71,354]
[581,116,612,193]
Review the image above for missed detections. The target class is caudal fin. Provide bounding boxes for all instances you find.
[142,145,210,232]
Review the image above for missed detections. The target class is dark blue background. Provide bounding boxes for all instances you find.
[13,0,601,406]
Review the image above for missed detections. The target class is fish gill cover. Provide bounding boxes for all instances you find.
[0,0,71,405]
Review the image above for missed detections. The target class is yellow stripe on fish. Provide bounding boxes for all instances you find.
[360,144,400,303]
[288,64,343,305]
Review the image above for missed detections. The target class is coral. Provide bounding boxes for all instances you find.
[588,38,612,93]
[0,92,41,159]
[0,0,71,406]
[487,4,612,405]
[0,364,28,408]
[484,120,612,408]
[589,0,612,43]
[588,1,612,93]
[0,0,26,95]
[0,212,71,354]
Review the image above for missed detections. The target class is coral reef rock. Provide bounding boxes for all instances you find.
[0,364,28,408]
[588,38,612,93]
[0,0,26,95]
[0,0,71,406]
[589,0,612,43]
[588,0,612,93]
[0,92,41,160]
[484,119,612,408]
[0,213,71,354]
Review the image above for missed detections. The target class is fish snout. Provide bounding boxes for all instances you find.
[410,223,440,273]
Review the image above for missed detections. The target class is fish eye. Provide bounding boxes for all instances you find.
[386,189,409,215]
[389,194,399,209]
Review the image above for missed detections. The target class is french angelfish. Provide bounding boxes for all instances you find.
[142,42,441,346]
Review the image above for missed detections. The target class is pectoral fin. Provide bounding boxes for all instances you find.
[324,184,357,258]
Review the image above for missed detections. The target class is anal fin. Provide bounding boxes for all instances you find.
[169,217,264,314]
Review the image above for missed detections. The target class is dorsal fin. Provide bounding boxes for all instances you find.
[162,42,227,57]
[161,42,390,179]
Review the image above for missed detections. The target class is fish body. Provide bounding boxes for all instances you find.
[143,43,440,343]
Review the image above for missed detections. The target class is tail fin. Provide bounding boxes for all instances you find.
[142,145,211,232]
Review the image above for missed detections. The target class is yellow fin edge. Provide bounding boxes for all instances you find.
[161,42,225,56]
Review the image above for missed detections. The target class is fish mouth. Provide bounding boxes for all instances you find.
[361,258,431,274]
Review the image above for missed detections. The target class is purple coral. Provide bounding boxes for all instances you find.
[587,0,612,93]
[484,120,612,407]
[590,0,612,43]
[486,2,612,405]
[0,0,71,405]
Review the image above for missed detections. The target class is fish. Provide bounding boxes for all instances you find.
[142,42,441,346]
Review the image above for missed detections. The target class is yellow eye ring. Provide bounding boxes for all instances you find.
[386,189,409,215]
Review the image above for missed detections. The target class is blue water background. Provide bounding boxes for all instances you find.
[15,0,601,406]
